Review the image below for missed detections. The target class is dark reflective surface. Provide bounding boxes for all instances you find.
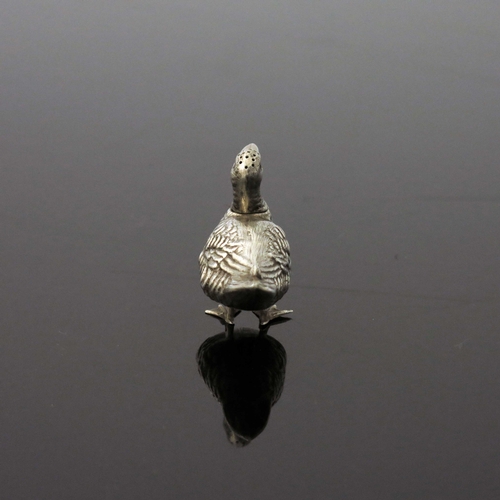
[197,326,287,446]
[1,1,500,499]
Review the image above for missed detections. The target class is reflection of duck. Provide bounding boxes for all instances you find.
[197,327,287,447]
[199,144,292,327]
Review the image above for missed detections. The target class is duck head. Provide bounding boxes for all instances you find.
[231,144,268,214]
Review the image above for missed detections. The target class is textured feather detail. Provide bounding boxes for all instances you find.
[199,209,291,308]
[199,215,250,300]
[258,224,291,301]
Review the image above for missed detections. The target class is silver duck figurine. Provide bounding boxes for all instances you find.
[199,143,292,327]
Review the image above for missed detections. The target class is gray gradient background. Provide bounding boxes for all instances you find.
[1,1,500,499]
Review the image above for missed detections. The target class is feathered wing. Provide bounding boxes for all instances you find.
[258,224,291,300]
[199,216,252,300]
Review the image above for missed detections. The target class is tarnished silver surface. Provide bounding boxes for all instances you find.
[199,144,292,326]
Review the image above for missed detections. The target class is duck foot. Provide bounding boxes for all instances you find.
[258,316,292,336]
[253,305,293,326]
[205,304,241,325]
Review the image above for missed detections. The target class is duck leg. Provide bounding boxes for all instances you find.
[205,304,240,325]
[253,305,293,326]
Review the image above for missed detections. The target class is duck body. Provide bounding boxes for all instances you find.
[200,208,290,311]
[199,144,292,326]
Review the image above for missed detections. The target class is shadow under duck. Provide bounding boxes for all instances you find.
[197,327,287,446]
[199,144,292,326]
